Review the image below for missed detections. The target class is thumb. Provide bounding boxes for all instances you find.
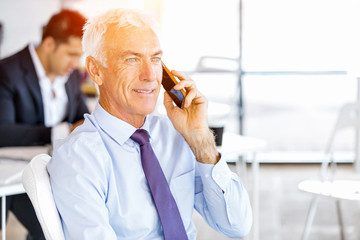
[164,92,176,115]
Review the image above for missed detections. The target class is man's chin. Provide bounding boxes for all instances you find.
[62,69,74,76]
[57,72,68,77]
[138,104,157,116]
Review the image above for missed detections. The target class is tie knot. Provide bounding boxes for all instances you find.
[130,129,150,146]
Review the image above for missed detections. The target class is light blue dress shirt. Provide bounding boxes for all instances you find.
[47,104,252,240]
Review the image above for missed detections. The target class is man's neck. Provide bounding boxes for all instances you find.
[98,99,146,129]
[35,45,56,83]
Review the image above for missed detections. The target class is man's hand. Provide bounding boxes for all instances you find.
[164,70,220,164]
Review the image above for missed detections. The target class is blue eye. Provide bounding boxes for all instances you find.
[152,57,161,63]
[126,58,137,63]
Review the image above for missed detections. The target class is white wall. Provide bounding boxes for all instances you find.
[160,0,240,71]
[0,0,61,58]
[61,0,138,18]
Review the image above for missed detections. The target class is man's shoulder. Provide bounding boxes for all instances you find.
[54,115,103,154]
[49,115,110,180]
[0,46,31,82]
[0,46,29,67]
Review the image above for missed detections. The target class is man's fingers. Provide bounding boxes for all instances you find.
[171,70,188,80]
[169,70,202,108]
[164,92,176,112]
[173,80,195,91]
[183,88,198,108]
[170,69,196,91]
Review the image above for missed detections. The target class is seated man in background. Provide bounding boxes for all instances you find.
[0,9,89,240]
[0,9,89,147]
[48,8,252,240]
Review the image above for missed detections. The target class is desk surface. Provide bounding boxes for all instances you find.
[0,182,24,197]
[0,146,50,196]
[0,159,27,196]
[0,159,28,185]
[218,132,267,156]
[0,145,50,161]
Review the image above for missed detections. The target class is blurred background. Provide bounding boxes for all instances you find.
[1,0,360,239]
[2,0,360,162]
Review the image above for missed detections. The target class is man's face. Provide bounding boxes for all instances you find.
[99,25,163,122]
[48,36,83,76]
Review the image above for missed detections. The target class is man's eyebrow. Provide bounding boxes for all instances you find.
[121,50,163,57]
[153,50,163,56]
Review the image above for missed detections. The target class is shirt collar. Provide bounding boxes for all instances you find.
[28,43,46,79]
[93,103,151,146]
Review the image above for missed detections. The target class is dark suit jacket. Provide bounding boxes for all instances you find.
[0,46,89,147]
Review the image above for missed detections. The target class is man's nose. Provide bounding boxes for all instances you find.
[140,61,157,81]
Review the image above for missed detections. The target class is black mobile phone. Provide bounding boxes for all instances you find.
[161,61,186,108]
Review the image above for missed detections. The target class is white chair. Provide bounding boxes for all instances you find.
[298,102,360,240]
[22,154,65,240]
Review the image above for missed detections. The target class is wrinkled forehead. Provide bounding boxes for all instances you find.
[104,25,161,54]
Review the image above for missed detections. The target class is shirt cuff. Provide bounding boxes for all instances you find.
[196,154,232,191]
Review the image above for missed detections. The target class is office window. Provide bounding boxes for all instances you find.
[242,0,360,161]
[161,0,360,162]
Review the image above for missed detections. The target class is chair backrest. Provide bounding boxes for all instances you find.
[193,56,239,73]
[189,56,240,105]
[320,102,360,179]
[22,154,65,240]
[325,103,360,152]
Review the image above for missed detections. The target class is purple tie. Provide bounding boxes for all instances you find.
[131,129,188,240]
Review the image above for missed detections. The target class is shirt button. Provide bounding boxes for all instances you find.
[205,174,210,178]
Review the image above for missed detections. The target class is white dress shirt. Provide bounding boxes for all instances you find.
[48,103,252,240]
[28,44,68,127]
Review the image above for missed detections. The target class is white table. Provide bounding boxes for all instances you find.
[0,145,50,240]
[218,132,267,240]
[0,146,51,161]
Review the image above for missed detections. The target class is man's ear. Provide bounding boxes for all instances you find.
[85,56,104,86]
[42,36,56,53]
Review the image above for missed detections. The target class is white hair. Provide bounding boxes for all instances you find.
[82,8,158,67]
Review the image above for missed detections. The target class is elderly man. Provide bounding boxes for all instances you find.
[48,8,252,240]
